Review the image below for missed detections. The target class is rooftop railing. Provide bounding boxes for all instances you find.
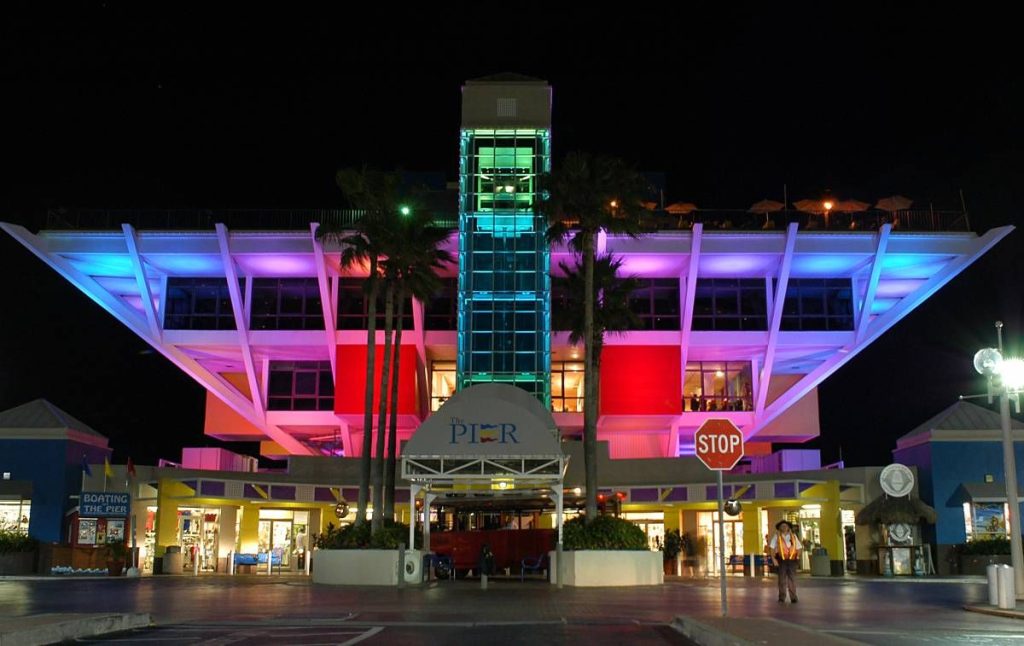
[41,206,970,233]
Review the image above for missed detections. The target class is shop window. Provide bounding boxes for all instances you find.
[430,361,456,411]
[963,502,1010,539]
[551,361,585,412]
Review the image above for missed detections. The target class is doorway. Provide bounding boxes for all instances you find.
[698,511,744,575]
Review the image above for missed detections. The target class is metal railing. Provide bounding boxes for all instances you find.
[43,208,458,231]
[41,206,969,233]
[637,208,970,233]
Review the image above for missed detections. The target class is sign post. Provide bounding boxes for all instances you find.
[695,419,745,618]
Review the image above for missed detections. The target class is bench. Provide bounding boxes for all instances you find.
[233,550,283,574]
[520,554,548,581]
[727,554,769,574]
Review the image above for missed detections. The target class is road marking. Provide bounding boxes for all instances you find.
[339,626,384,645]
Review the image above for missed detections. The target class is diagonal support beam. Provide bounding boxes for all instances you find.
[856,223,891,343]
[122,224,162,342]
[310,223,338,380]
[678,223,703,399]
[1,222,313,454]
[755,222,798,420]
[749,225,1014,436]
[215,223,265,421]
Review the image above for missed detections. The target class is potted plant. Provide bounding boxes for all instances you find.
[105,541,129,577]
[663,529,682,575]
[557,515,662,586]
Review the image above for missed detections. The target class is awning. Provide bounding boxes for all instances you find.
[952,482,1024,504]
[402,382,567,486]
[856,495,937,525]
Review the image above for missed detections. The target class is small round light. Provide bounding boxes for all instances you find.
[399,205,411,216]
[823,200,833,211]
[609,200,618,208]
[974,348,1002,376]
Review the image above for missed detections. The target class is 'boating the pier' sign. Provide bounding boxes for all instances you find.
[80,492,130,517]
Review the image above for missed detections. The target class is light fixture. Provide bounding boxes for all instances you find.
[715,370,725,378]
[573,487,582,496]
[999,357,1024,391]
[823,200,833,211]
[399,205,411,216]
[505,185,515,193]
[609,200,618,208]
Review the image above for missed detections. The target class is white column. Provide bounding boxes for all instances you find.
[409,484,420,550]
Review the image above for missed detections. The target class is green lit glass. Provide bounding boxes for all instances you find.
[457,128,551,404]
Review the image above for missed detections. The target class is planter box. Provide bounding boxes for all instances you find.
[312,549,422,586]
[549,550,663,587]
[0,551,35,575]
[958,554,1011,576]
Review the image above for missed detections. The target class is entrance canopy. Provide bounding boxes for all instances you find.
[401,383,568,547]
[402,383,566,486]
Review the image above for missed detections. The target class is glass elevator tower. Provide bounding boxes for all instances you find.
[457,75,552,405]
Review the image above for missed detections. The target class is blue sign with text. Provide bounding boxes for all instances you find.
[80,492,130,518]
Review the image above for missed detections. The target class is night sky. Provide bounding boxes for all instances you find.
[1,3,1021,466]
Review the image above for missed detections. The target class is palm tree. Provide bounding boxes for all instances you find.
[553,255,641,388]
[382,214,453,519]
[317,167,400,527]
[542,152,648,521]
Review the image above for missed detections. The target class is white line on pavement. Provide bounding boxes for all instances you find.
[339,626,384,646]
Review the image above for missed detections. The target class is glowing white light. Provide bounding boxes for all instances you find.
[999,357,1024,391]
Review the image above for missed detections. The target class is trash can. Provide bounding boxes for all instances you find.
[997,565,1016,610]
[810,547,831,577]
[162,546,183,574]
[987,563,1000,605]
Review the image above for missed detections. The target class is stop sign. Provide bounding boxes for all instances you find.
[695,418,744,470]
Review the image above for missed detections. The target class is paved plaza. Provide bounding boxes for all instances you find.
[1,574,1022,644]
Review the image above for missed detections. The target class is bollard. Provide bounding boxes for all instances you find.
[997,565,1016,610]
[481,573,488,590]
[397,543,406,589]
[228,550,234,576]
[987,563,1000,605]
[305,549,311,577]
[556,542,563,589]
[193,546,200,576]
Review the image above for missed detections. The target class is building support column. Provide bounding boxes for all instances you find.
[238,502,260,554]
[742,505,765,577]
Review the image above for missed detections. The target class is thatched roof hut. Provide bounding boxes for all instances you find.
[856,495,937,525]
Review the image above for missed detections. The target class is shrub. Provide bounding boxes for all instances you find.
[563,515,648,551]
[314,521,421,550]
[663,529,682,560]
[955,537,1011,555]
[105,542,129,560]
[0,529,36,554]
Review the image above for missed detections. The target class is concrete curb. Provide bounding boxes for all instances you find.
[671,616,861,646]
[964,604,1024,620]
[0,613,152,646]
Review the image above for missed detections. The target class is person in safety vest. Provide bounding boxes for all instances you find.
[768,520,802,603]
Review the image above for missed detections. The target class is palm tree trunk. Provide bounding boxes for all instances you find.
[371,282,395,534]
[583,234,599,522]
[356,258,379,527]
[383,288,405,520]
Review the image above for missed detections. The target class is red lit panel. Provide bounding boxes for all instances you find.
[599,346,681,415]
[335,344,418,415]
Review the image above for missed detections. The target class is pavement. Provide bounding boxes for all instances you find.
[0,613,150,646]
[1,574,1023,644]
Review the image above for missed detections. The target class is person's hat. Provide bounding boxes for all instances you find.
[775,520,793,530]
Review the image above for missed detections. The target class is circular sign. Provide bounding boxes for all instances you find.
[694,418,745,471]
[879,464,914,498]
[334,500,350,519]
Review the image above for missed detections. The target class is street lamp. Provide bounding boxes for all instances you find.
[974,321,1024,597]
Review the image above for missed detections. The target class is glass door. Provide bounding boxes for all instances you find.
[258,519,293,568]
[699,511,744,575]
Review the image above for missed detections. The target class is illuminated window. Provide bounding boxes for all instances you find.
[692,279,767,331]
[964,502,1010,539]
[267,361,333,411]
[551,362,585,413]
[0,500,30,533]
[780,279,854,331]
[250,278,324,330]
[430,361,456,411]
[336,278,413,330]
[684,361,753,411]
[164,278,240,330]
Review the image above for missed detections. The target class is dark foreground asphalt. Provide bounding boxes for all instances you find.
[1,574,1020,644]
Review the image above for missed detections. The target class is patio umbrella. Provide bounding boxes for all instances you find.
[793,198,826,214]
[749,199,785,214]
[876,195,913,212]
[665,202,698,215]
[833,199,870,213]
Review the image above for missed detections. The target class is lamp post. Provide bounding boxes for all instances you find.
[974,321,1024,597]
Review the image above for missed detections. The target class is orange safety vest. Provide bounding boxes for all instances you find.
[775,532,799,560]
